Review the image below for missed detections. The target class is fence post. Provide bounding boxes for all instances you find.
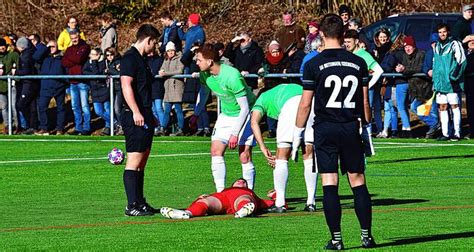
[7,77,12,136]
[109,76,114,136]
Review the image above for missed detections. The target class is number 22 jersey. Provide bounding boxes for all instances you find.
[302,48,369,124]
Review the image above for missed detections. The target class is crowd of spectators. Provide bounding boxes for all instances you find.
[0,5,473,140]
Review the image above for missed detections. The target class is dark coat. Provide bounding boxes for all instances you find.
[180,49,201,103]
[39,54,67,97]
[17,46,39,95]
[105,57,121,92]
[147,55,165,100]
[32,42,49,67]
[159,21,183,53]
[224,40,264,89]
[262,53,290,90]
[287,49,306,84]
[62,39,90,83]
[401,49,432,101]
[82,60,109,103]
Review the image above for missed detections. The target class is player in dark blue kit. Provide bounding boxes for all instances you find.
[294,14,376,250]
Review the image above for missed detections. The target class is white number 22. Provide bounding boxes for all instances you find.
[324,75,358,109]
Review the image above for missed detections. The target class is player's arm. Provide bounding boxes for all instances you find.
[121,76,144,126]
[368,63,383,89]
[228,96,250,149]
[363,85,371,124]
[296,90,313,128]
[250,110,274,167]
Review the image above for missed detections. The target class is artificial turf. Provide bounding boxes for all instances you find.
[0,136,473,250]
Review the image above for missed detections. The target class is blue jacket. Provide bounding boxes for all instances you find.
[33,42,49,66]
[179,25,205,53]
[300,50,318,77]
[159,21,183,53]
[40,54,67,97]
[422,47,434,74]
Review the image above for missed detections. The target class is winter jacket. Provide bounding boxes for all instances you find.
[147,55,165,100]
[287,49,305,84]
[17,46,39,95]
[180,49,201,103]
[275,23,306,50]
[100,25,118,52]
[57,28,86,52]
[224,40,264,89]
[161,52,185,102]
[159,21,183,53]
[62,39,91,83]
[262,52,290,91]
[82,60,109,103]
[179,25,205,53]
[422,47,434,74]
[381,49,406,85]
[451,17,472,47]
[0,50,19,93]
[400,49,432,100]
[39,53,67,97]
[32,42,49,66]
[433,37,467,93]
[105,57,121,92]
[465,51,474,92]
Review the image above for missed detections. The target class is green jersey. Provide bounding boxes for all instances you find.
[252,84,302,119]
[354,48,377,71]
[200,64,256,117]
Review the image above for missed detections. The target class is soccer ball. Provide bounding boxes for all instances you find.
[108,148,125,165]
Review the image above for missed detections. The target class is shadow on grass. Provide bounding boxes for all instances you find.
[371,155,474,165]
[374,231,474,248]
[287,196,428,209]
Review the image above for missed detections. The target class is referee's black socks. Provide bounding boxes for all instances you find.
[323,185,342,241]
[123,170,139,206]
[351,184,372,238]
[137,170,145,204]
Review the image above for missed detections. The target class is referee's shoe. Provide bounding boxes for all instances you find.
[125,202,155,216]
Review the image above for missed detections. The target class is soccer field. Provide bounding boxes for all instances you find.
[0,136,473,250]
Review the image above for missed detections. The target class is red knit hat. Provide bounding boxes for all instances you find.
[403,36,416,48]
[188,13,200,25]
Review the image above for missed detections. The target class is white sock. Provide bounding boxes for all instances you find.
[274,159,288,207]
[211,156,226,192]
[452,107,461,137]
[241,161,255,190]
[440,110,449,137]
[304,159,318,205]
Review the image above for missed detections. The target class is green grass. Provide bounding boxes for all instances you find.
[0,136,473,250]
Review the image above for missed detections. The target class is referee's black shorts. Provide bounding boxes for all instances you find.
[314,120,365,175]
[122,108,154,153]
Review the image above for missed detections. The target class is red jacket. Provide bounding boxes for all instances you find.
[61,39,90,83]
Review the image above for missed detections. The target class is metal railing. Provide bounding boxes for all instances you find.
[0,72,467,136]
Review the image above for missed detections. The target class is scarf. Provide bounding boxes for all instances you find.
[307,32,318,43]
[240,42,252,55]
[266,51,284,66]
[376,41,392,62]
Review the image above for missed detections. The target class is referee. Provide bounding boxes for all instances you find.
[120,24,160,216]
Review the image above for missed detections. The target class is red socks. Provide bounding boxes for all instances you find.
[186,201,208,217]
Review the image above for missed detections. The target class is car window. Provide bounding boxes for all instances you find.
[364,19,401,43]
[405,18,434,43]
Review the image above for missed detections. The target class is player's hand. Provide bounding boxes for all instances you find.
[261,147,275,168]
[241,71,249,76]
[191,72,200,78]
[428,70,433,78]
[228,135,238,149]
[291,127,305,162]
[133,112,145,127]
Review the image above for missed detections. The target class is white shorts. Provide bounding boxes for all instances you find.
[276,95,315,147]
[436,92,459,105]
[212,113,256,146]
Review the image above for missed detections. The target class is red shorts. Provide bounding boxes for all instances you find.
[211,187,272,214]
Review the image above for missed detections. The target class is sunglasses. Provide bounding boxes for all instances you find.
[106,54,113,56]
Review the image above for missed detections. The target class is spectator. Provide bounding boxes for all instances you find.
[338,4,352,32]
[158,11,183,54]
[260,40,289,138]
[0,38,19,134]
[274,10,306,50]
[465,39,474,139]
[104,47,123,135]
[371,28,392,135]
[286,43,306,84]
[146,49,165,136]
[348,18,369,48]
[214,42,232,66]
[28,34,49,69]
[452,4,473,48]
[304,21,320,54]
[179,13,206,53]
[57,17,86,52]
[36,41,67,135]
[182,43,211,136]
[224,31,264,90]
[433,23,467,141]
[420,33,441,139]
[159,42,185,136]
[62,30,91,135]
[15,37,39,135]
[83,48,111,135]
[99,13,118,53]
[300,36,323,76]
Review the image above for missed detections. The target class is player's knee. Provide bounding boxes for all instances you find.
[348,173,366,187]
[239,151,251,163]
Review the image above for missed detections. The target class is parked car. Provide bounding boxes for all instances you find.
[361,12,461,51]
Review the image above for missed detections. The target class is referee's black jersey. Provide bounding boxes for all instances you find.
[302,48,368,124]
[120,47,154,111]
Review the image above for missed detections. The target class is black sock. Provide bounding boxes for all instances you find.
[323,185,342,241]
[137,170,145,204]
[123,170,139,206]
[352,184,372,238]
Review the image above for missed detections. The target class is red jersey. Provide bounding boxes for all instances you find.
[211,187,274,214]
